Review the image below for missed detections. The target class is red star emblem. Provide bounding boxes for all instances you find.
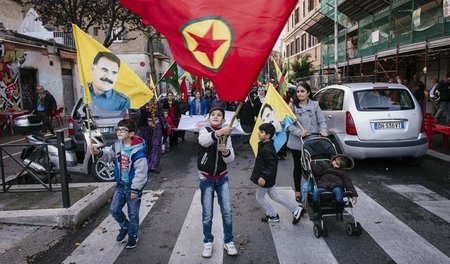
[188,23,227,65]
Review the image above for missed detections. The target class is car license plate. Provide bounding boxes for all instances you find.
[373,121,404,130]
[98,127,113,133]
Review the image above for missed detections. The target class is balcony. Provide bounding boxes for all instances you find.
[53,32,74,48]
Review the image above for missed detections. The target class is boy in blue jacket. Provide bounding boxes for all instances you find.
[91,119,148,249]
[251,123,303,224]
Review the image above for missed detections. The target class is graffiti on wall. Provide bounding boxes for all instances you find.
[0,50,26,111]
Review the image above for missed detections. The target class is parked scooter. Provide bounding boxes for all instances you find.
[14,114,114,182]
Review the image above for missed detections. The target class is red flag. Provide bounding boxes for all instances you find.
[120,0,296,102]
[180,77,188,102]
[196,76,203,96]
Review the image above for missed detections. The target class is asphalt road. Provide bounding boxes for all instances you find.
[25,131,449,264]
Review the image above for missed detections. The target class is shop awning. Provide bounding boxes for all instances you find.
[59,50,77,60]
[302,12,344,40]
[338,0,391,21]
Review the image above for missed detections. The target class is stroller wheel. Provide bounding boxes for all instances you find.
[354,222,363,236]
[313,224,321,238]
[346,222,354,236]
[321,224,329,238]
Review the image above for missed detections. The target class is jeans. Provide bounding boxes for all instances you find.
[313,186,344,202]
[199,176,233,244]
[301,180,313,204]
[435,101,450,123]
[110,183,142,237]
[256,186,298,217]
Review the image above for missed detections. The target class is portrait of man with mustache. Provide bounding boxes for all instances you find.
[88,51,130,111]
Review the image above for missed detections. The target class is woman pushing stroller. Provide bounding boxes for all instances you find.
[311,154,358,222]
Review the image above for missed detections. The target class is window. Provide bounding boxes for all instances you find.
[290,41,294,57]
[308,0,314,12]
[315,89,344,111]
[309,34,315,48]
[301,33,307,51]
[295,38,300,54]
[294,8,299,24]
[286,44,290,57]
[354,89,414,111]
[112,26,126,43]
[302,1,306,17]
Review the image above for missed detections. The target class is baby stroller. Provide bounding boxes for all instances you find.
[300,136,362,238]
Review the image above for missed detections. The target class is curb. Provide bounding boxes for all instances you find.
[426,149,450,164]
[0,182,114,228]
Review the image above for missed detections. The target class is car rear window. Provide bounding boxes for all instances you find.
[354,89,415,111]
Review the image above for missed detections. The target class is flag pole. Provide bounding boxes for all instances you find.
[85,103,95,162]
[223,102,244,142]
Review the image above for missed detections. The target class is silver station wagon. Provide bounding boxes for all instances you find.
[313,83,428,164]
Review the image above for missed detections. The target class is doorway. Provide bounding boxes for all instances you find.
[19,68,37,112]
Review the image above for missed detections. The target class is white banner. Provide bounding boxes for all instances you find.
[177,110,248,135]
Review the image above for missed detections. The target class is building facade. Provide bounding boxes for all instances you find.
[0,0,77,113]
[282,0,322,80]
[301,0,450,87]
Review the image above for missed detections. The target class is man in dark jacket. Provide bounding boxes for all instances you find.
[251,123,302,224]
[34,85,56,134]
[311,154,358,221]
[435,73,450,124]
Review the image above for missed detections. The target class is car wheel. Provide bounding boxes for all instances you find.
[401,156,424,166]
[91,158,114,182]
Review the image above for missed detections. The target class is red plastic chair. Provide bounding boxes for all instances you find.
[51,107,64,127]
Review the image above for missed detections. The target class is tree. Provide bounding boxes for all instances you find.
[23,0,143,47]
[128,17,164,90]
[291,53,315,80]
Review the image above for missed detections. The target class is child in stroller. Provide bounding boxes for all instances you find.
[310,154,358,222]
[300,137,362,238]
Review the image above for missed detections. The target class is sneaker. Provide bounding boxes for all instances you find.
[116,228,128,242]
[261,214,280,223]
[292,206,302,225]
[125,235,138,249]
[202,242,213,258]
[224,242,238,256]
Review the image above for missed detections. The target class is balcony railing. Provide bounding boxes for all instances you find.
[53,32,75,48]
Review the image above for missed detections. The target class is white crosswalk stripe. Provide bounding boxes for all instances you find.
[268,187,338,264]
[62,190,163,264]
[387,184,450,223]
[168,190,224,264]
[64,184,450,264]
[354,187,449,264]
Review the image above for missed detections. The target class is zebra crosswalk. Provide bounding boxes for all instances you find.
[63,185,450,264]
[63,190,163,264]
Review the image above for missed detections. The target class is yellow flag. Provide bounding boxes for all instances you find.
[250,83,297,156]
[72,24,152,110]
